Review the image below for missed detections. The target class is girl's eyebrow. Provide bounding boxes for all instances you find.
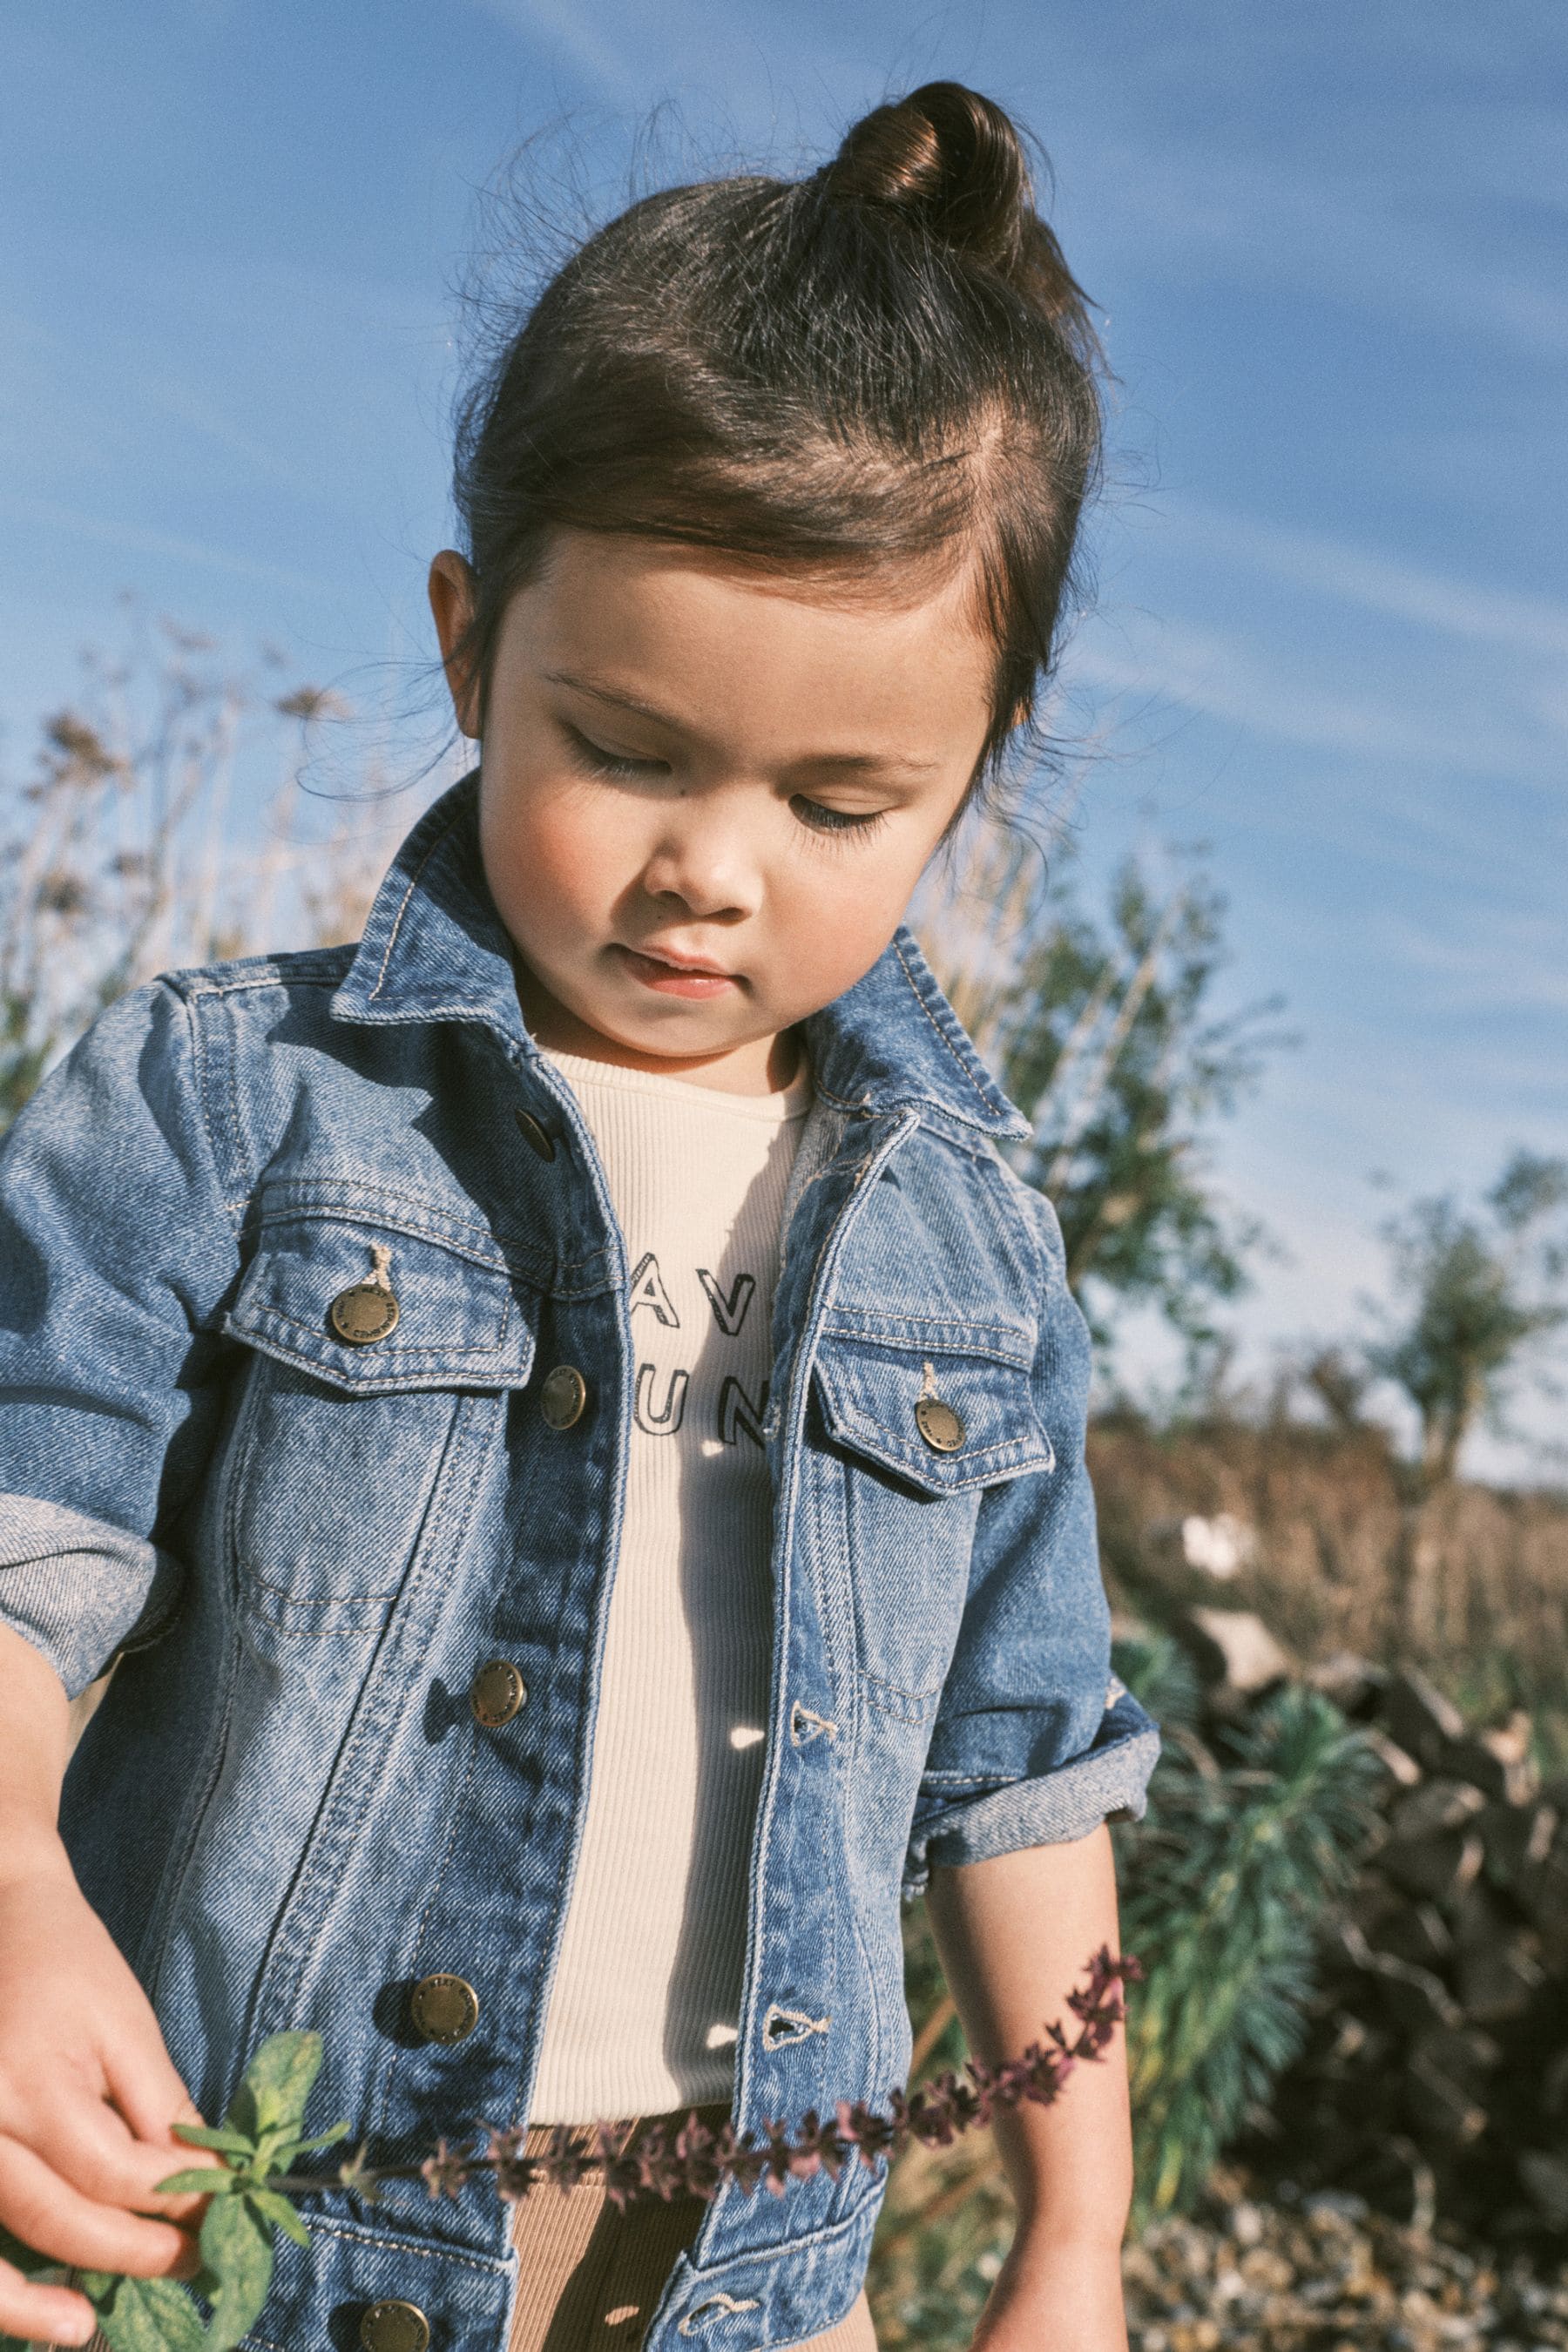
[543,667,941,778]
[544,666,676,726]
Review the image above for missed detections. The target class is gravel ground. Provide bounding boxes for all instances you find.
[1124,2184,1568,2351]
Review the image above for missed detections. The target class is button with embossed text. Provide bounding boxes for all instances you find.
[538,1364,589,1429]
[359,2300,429,2352]
[328,1279,400,1346]
[409,1973,480,2045]
[915,1394,966,1454]
[470,1659,528,1726]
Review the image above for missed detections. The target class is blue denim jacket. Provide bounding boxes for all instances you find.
[0,774,1156,2351]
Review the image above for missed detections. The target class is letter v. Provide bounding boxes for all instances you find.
[698,1267,755,1335]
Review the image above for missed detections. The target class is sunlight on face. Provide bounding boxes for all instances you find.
[429,531,994,1092]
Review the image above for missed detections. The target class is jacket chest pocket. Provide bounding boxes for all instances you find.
[220,1212,537,1629]
[811,1318,1055,1707]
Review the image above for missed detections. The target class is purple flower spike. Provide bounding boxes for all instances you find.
[266,1949,1136,2219]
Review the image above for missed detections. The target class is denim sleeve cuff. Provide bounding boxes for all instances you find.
[903,1692,1160,1898]
[0,1493,184,1700]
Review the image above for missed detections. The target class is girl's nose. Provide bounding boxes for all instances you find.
[639,812,761,921]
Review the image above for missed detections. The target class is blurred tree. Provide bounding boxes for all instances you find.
[923,832,1290,1359]
[1367,1151,1568,1495]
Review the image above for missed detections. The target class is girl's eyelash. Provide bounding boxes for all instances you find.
[562,723,665,780]
[791,797,889,841]
[562,727,886,843]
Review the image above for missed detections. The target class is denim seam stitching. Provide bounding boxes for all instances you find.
[172,981,246,1250]
[293,2218,508,2274]
[360,1423,490,2140]
[890,936,1007,1117]
[827,1401,1044,1470]
[253,1193,517,1254]
[823,1308,1031,1342]
[241,1295,516,1359]
[368,801,470,1003]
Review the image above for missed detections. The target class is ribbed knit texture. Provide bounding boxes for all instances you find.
[529,1046,811,2124]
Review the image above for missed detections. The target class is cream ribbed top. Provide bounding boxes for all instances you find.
[528,1045,812,2123]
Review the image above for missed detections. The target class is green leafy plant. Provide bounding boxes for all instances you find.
[1112,1650,1382,2220]
[0,2033,347,2352]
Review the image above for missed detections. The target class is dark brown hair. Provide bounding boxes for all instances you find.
[451,82,1105,790]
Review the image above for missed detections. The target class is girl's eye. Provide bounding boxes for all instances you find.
[790,796,888,839]
[562,724,667,780]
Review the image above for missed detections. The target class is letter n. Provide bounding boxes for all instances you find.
[718,1375,768,1450]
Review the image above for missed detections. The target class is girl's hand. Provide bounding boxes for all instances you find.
[971,2238,1129,2352]
[0,1841,224,2347]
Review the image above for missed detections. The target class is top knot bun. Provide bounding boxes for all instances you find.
[821,82,1092,340]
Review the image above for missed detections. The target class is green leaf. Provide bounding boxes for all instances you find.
[155,2166,240,2196]
[172,2121,260,2157]
[271,2117,349,2161]
[92,2273,207,2352]
[246,2187,311,2249]
[224,2029,322,2140]
[199,2185,275,2351]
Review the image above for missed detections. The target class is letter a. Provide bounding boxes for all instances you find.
[629,1251,680,1328]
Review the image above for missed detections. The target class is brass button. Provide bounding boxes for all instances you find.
[538,1364,588,1429]
[328,1281,400,1346]
[470,1659,527,1726]
[409,1972,480,2044]
[514,1107,557,1163]
[360,2301,429,2352]
[915,1396,966,1454]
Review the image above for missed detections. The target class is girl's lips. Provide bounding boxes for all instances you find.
[612,943,740,998]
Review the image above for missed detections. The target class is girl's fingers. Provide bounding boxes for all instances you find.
[30,2081,221,2220]
[99,2031,224,2219]
[0,2130,197,2280]
[100,2025,203,2153]
[0,2256,99,2349]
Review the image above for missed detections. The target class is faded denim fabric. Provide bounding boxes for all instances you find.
[0,773,1157,2352]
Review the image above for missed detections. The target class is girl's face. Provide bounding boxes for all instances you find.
[429,531,994,1093]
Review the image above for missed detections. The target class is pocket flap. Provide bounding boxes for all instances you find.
[224,1213,537,1393]
[812,1324,1054,1495]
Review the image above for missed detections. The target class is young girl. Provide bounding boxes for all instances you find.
[0,81,1158,2352]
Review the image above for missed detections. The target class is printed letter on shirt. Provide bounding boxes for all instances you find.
[630,1252,680,1328]
[697,1267,755,1337]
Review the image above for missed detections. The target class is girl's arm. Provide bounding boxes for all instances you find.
[925,1823,1131,2352]
[0,1627,220,2347]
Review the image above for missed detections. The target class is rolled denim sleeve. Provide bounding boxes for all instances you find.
[904,1180,1159,1896]
[0,980,240,1696]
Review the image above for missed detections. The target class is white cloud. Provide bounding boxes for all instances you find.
[1065,612,1558,782]
[0,492,335,599]
[1166,498,1568,661]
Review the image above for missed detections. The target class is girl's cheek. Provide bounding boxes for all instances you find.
[489,777,626,934]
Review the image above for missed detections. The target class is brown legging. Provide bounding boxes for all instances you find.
[507,2110,876,2352]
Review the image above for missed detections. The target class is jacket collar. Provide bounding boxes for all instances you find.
[332,771,1028,1144]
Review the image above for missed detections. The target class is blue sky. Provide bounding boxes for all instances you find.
[3,1,1565,1469]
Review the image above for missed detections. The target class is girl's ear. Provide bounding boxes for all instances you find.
[429,551,483,740]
